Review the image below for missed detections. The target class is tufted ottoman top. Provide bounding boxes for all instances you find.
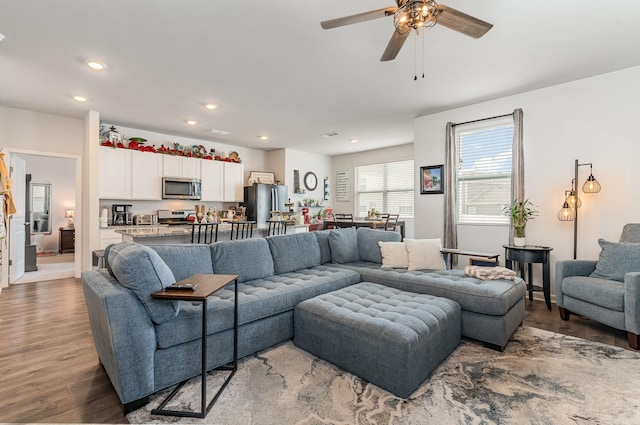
[296,281,460,343]
[294,281,461,398]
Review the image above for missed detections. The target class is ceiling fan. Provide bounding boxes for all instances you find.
[321,0,493,61]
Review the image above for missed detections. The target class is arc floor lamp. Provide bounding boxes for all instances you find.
[557,159,601,259]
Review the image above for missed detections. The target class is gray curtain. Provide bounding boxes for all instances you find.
[509,108,525,244]
[443,122,457,255]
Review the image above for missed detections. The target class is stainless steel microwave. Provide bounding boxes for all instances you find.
[162,177,202,200]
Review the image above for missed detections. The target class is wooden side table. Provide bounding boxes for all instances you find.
[151,274,239,418]
[503,245,553,310]
[440,248,500,270]
[59,227,75,254]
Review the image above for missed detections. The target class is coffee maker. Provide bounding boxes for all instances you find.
[112,204,133,225]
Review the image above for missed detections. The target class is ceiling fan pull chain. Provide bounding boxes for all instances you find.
[422,29,425,79]
[414,32,418,81]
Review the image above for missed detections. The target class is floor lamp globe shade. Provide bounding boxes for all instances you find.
[582,175,601,193]
[558,203,574,221]
[566,191,582,208]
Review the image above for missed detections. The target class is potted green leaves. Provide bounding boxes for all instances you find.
[503,199,539,246]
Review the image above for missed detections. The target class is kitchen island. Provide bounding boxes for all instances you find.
[114,222,309,245]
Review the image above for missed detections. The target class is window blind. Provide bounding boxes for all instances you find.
[355,159,414,218]
[456,121,513,225]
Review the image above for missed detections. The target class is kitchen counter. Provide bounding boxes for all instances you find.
[113,222,310,245]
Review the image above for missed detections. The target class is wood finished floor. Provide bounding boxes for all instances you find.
[0,277,631,423]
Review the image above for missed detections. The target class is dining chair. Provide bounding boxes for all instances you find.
[267,220,288,236]
[382,214,400,232]
[190,223,218,244]
[333,213,354,228]
[230,221,256,240]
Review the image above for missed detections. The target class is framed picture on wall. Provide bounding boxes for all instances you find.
[420,165,444,194]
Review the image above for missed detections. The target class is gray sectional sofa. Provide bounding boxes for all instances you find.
[82,227,525,412]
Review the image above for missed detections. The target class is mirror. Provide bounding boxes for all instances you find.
[31,183,51,235]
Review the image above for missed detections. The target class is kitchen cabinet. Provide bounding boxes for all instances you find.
[201,159,224,201]
[224,162,244,202]
[163,155,201,179]
[99,147,131,199]
[131,150,162,200]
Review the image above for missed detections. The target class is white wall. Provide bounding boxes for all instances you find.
[284,148,332,211]
[332,143,415,238]
[414,65,640,296]
[1,106,84,155]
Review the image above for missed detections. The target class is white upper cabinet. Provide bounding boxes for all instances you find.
[201,159,224,201]
[131,150,163,200]
[163,155,201,179]
[99,147,131,199]
[223,162,244,202]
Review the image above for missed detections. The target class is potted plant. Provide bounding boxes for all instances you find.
[502,199,539,246]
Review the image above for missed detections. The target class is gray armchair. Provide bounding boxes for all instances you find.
[556,224,640,349]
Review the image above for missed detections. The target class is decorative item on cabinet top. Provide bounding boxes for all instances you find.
[99,125,241,162]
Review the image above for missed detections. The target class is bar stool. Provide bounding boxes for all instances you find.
[230,221,256,240]
[191,223,219,244]
[267,220,288,236]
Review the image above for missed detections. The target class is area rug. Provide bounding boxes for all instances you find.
[127,327,640,424]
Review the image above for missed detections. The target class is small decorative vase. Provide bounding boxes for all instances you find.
[513,237,526,247]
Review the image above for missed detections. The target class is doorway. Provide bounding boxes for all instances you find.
[1,150,79,285]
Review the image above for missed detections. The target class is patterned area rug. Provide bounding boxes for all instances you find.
[128,327,640,424]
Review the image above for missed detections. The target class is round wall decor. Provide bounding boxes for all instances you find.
[304,172,318,191]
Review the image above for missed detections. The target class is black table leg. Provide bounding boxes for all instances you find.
[543,259,551,310]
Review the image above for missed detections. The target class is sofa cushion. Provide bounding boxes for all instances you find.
[379,241,408,268]
[404,238,446,271]
[267,232,321,274]
[313,230,332,264]
[155,265,361,348]
[149,244,214,282]
[590,239,640,282]
[357,227,402,263]
[329,227,359,263]
[332,262,524,316]
[562,275,625,312]
[107,241,179,324]
[211,238,274,283]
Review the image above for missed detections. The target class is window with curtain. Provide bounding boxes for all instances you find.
[456,118,514,225]
[355,159,414,217]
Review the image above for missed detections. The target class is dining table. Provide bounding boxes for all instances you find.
[321,217,405,239]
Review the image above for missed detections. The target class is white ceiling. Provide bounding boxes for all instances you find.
[1,1,640,156]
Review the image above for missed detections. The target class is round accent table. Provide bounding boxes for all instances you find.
[503,245,553,310]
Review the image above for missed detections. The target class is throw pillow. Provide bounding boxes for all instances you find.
[379,241,408,268]
[329,227,359,263]
[267,232,321,274]
[590,238,640,282]
[357,227,402,263]
[404,238,446,271]
[107,241,179,324]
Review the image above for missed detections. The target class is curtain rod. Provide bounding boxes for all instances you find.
[452,112,514,127]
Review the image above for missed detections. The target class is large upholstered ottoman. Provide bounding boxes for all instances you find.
[293,282,461,398]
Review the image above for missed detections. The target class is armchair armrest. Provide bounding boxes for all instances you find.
[624,272,640,335]
[555,260,597,307]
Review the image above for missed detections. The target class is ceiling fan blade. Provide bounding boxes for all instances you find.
[380,28,410,62]
[321,7,397,29]
[434,4,493,38]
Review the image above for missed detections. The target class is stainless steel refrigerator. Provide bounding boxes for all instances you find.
[243,183,288,227]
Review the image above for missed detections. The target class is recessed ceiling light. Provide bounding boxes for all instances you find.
[0,33,5,43]
[209,128,230,135]
[86,61,106,71]
[72,95,87,102]
[259,135,269,141]
[205,103,218,110]
[349,139,358,144]
[186,120,197,125]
